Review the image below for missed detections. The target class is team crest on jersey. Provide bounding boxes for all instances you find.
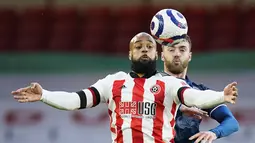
[150,84,161,94]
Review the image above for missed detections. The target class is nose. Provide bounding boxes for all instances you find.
[141,46,148,53]
[174,49,181,57]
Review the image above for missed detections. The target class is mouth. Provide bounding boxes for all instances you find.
[140,55,150,60]
[173,59,181,64]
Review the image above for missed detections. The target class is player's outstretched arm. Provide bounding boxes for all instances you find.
[11,82,104,110]
[172,80,238,109]
[12,83,83,110]
[12,73,113,110]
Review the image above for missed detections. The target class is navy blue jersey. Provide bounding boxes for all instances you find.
[174,76,209,143]
[173,76,239,143]
[159,72,239,143]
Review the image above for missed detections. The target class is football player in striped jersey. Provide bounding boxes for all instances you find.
[12,32,238,143]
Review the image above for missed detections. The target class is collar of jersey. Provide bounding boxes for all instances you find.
[129,70,158,78]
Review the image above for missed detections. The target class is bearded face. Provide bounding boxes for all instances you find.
[131,55,157,74]
[165,56,189,74]
[162,41,191,74]
[129,33,158,75]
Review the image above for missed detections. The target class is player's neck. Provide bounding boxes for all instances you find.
[137,73,145,77]
[164,68,187,79]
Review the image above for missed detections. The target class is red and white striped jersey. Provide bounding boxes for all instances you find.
[41,71,224,142]
[80,71,190,143]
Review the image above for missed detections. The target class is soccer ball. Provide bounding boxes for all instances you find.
[150,9,188,46]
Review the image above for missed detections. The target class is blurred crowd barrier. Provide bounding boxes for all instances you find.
[0,4,254,54]
[1,102,255,143]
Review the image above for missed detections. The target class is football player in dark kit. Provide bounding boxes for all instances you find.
[160,35,239,143]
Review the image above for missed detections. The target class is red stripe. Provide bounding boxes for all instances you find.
[112,80,125,143]
[108,109,116,133]
[152,80,165,143]
[88,88,97,107]
[169,102,177,142]
[131,78,146,143]
[152,35,174,44]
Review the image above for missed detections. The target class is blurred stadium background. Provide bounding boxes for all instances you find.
[0,0,255,142]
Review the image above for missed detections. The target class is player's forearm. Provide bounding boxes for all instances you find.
[209,105,239,138]
[41,89,81,110]
[179,88,225,109]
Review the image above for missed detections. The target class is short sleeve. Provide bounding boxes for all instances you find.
[90,74,113,103]
[76,74,113,108]
[169,78,190,104]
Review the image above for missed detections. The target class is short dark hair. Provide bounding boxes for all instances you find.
[161,34,192,50]
[184,34,192,48]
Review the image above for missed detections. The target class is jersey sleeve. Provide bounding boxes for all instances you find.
[207,104,239,138]
[75,74,113,108]
[169,78,225,109]
[41,74,114,110]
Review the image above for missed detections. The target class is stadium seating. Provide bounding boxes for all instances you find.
[206,6,238,51]
[182,6,207,52]
[80,7,112,53]
[239,7,255,49]
[16,7,51,51]
[0,5,254,53]
[48,7,79,51]
[0,8,17,51]
[111,6,145,54]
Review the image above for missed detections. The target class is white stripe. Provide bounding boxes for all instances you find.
[162,83,176,143]
[83,89,93,108]
[108,80,117,142]
[122,79,134,143]
[142,79,156,143]
[108,93,117,142]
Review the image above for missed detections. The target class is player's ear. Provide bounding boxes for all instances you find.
[189,52,192,62]
[128,51,132,60]
[161,52,165,61]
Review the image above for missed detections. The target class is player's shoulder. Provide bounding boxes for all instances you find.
[158,72,182,80]
[158,72,170,77]
[157,72,191,87]
[105,71,128,79]
[187,77,209,90]
[157,72,186,82]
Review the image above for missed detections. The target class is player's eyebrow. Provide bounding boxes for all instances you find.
[134,40,154,43]
[178,45,187,49]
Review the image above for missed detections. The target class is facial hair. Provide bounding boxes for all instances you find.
[131,56,157,75]
[166,58,189,74]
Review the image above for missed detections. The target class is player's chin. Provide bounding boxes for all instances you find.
[167,67,183,74]
[139,58,152,63]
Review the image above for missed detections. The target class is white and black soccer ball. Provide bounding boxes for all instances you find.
[150,9,188,46]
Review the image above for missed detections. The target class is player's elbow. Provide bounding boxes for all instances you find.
[227,116,240,134]
[183,89,224,109]
[232,118,240,132]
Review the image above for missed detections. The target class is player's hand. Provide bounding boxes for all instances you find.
[11,82,43,103]
[189,131,217,143]
[180,105,208,119]
[223,82,238,104]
